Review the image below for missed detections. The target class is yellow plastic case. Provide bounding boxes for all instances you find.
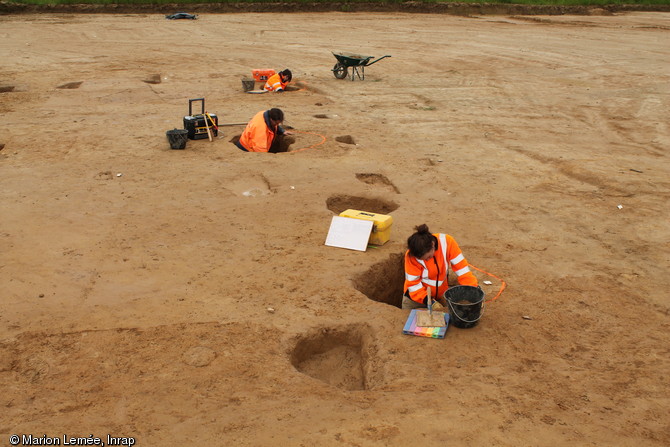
[339,209,393,245]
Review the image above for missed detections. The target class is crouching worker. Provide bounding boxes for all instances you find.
[234,108,294,153]
[264,69,292,92]
[403,224,479,310]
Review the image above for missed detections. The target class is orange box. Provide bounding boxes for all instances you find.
[251,69,276,82]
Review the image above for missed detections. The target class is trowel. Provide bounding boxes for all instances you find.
[416,287,447,328]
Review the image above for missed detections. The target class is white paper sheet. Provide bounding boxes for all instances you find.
[324,216,373,252]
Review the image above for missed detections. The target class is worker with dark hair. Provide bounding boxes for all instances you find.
[234,108,293,153]
[403,224,479,310]
[264,69,292,92]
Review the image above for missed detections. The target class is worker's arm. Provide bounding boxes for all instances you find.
[404,253,428,304]
[445,235,478,287]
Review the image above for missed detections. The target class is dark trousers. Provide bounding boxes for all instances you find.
[269,135,288,153]
[235,135,288,153]
[234,139,248,152]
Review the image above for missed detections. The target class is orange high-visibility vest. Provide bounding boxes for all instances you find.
[264,73,287,92]
[238,110,277,153]
[404,233,478,304]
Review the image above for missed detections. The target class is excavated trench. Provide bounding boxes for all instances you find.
[353,253,405,308]
[290,325,378,391]
[326,194,398,215]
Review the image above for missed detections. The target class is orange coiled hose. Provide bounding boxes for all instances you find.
[290,130,327,153]
[469,264,507,302]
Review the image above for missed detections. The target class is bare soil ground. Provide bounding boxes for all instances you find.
[1,10,669,447]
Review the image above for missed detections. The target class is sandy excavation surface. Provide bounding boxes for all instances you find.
[1,10,669,446]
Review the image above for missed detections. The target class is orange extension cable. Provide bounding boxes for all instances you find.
[290,129,327,153]
[284,80,328,152]
[469,264,507,302]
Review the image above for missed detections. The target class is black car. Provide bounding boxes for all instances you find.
[165,12,197,20]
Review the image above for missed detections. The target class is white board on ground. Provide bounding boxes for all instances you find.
[324,216,373,252]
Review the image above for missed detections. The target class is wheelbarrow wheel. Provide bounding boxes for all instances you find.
[333,62,347,79]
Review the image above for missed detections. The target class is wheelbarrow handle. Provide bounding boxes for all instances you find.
[365,55,392,66]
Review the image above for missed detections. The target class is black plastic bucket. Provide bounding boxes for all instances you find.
[445,285,485,329]
[242,79,255,92]
[166,128,188,150]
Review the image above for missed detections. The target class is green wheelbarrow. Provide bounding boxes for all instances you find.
[331,52,392,81]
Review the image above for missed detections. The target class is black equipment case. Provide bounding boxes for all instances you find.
[183,98,218,140]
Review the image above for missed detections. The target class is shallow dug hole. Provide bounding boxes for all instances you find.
[326,194,398,215]
[224,174,273,197]
[335,135,356,145]
[143,73,162,84]
[56,81,83,89]
[353,253,405,308]
[290,325,379,391]
[356,173,400,193]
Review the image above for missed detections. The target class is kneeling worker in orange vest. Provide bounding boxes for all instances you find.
[263,69,292,92]
[234,108,293,153]
[403,224,479,310]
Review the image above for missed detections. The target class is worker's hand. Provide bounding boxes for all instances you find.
[284,130,294,136]
[436,297,448,307]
